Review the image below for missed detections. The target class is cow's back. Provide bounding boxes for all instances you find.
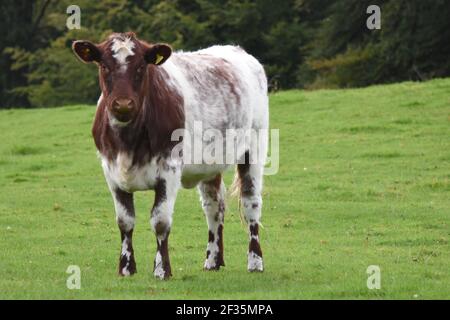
[162,46,268,130]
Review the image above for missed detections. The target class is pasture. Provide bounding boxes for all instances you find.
[0,78,449,299]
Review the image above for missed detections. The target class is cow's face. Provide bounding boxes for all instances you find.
[72,32,172,124]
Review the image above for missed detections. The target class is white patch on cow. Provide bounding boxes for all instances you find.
[251,234,259,241]
[154,251,165,279]
[121,267,130,276]
[242,195,262,222]
[114,200,134,232]
[111,37,135,71]
[120,240,132,276]
[102,153,159,192]
[241,162,264,224]
[121,240,131,259]
[248,251,263,272]
[204,239,219,269]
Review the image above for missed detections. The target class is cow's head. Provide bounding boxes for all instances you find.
[72,32,172,124]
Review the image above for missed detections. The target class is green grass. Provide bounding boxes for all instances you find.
[0,78,449,299]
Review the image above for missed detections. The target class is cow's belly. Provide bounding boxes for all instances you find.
[101,154,158,192]
[101,150,234,192]
[181,164,232,189]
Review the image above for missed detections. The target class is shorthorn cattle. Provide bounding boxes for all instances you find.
[72,32,269,279]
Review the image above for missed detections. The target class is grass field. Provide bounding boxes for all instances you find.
[0,78,449,299]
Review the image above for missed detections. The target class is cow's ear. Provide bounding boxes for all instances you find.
[72,40,101,63]
[145,44,172,65]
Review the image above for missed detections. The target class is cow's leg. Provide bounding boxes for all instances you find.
[198,174,226,270]
[237,152,264,272]
[111,188,137,276]
[150,160,181,280]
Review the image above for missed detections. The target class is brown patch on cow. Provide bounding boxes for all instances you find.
[249,237,263,257]
[250,223,258,235]
[249,223,263,258]
[153,178,167,211]
[118,229,137,276]
[210,59,241,105]
[155,235,172,279]
[202,174,222,202]
[216,224,225,266]
[237,151,255,197]
[115,188,135,217]
[210,174,222,191]
[176,55,241,106]
[208,230,215,243]
[218,199,225,212]
[154,221,168,237]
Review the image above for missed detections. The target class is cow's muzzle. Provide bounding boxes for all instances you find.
[111,98,135,122]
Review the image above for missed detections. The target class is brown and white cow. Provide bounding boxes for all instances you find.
[72,32,268,279]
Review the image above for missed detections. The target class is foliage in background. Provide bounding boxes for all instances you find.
[1,0,449,107]
[306,0,450,88]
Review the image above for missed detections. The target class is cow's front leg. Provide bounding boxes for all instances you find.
[111,188,137,276]
[150,160,181,280]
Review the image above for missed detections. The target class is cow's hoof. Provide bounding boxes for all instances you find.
[153,262,172,280]
[247,252,263,272]
[118,259,137,276]
[204,252,225,271]
[204,260,222,271]
[118,268,137,277]
[119,270,137,277]
[153,271,172,280]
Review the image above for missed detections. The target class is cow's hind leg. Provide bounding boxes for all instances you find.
[198,174,226,270]
[112,188,137,276]
[237,152,264,272]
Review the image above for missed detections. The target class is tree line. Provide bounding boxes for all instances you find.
[1,0,449,108]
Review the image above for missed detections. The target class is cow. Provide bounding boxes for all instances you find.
[72,32,268,279]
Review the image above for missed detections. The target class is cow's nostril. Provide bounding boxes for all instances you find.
[115,98,132,107]
[113,98,134,114]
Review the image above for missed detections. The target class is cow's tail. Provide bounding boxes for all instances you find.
[229,167,240,198]
[229,168,246,226]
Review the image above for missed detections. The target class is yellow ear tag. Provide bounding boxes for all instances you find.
[155,54,164,65]
[81,47,91,59]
